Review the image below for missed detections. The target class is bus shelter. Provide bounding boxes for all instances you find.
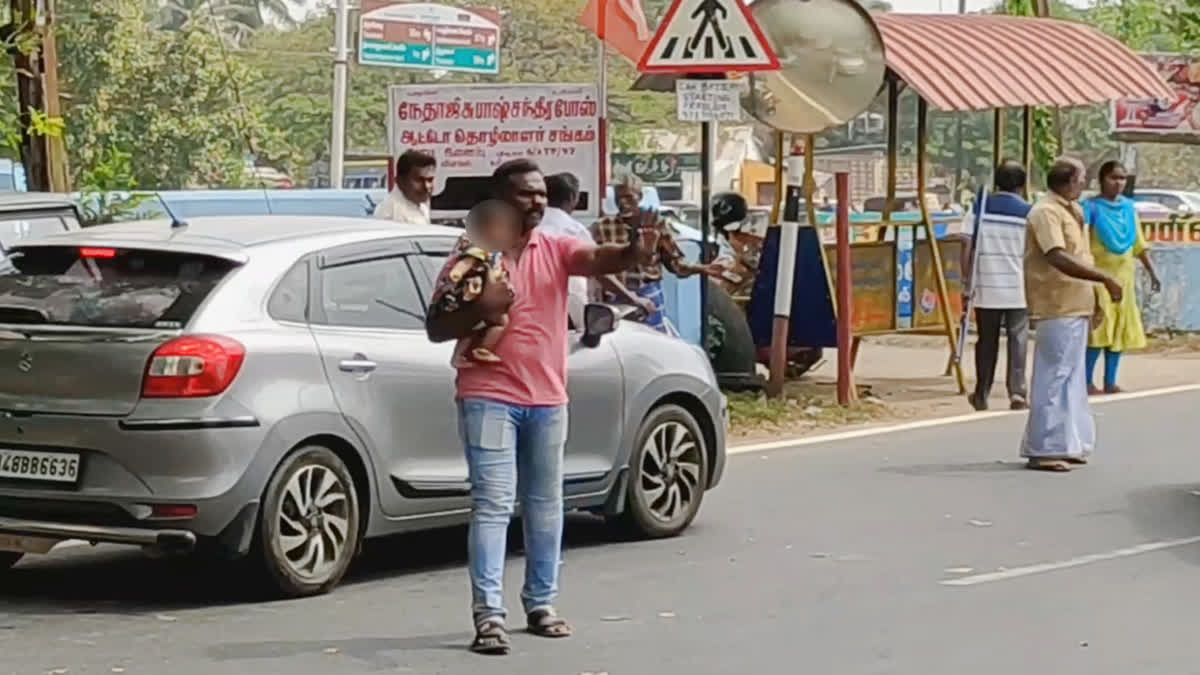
[751,13,1173,396]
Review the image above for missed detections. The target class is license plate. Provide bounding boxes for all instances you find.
[0,449,80,483]
[0,534,59,554]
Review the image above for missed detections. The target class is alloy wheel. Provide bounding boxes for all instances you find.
[637,421,703,523]
[275,464,351,583]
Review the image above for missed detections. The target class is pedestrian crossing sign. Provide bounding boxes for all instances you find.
[637,0,780,74]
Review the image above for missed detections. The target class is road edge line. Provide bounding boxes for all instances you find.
[728,383,1200,456]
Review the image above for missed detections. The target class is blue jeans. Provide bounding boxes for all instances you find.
[458,397,567,624]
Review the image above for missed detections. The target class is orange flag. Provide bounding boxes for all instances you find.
[578,0,652,65]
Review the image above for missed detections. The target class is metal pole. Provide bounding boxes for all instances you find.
[770,131,785,223]
[835,171,853,405]
[767,219,797,398]
[917,98,966,394]
[1021,105,1033,199]
[330,0,350,190]
[596,0,608,215]
[700,118,713,352]
[41,0,69,192]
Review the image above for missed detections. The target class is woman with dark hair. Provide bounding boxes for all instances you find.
[1081,160,1161,394]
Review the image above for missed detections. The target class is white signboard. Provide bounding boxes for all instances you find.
[387,83,601,214]
[675,79,742,122]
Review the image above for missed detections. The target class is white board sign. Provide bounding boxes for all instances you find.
[675,79,742,122]
[387,83,600,215]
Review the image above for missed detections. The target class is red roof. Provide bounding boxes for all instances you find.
[874,14,1173,112]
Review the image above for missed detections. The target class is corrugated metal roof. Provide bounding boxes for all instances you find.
[874,14,1173,112]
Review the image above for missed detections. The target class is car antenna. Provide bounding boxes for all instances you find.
[156,193,188,229]
[202,2,274,215]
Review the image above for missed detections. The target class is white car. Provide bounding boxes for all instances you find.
[1134,189,1200,216]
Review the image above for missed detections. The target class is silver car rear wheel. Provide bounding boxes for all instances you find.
[619,404,709,539]
[276,465,351,582]
[258,445,360,598]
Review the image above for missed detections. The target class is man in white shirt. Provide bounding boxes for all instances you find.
[540,173,653,329]
[374,150,435,225]
[962,159,1033,411]
[539,173,594,329]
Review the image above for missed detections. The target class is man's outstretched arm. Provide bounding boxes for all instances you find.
[568,242,649,277]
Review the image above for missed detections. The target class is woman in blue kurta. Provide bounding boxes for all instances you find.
[1081,161,1161,394]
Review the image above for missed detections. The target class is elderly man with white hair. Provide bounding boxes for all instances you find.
[589,171,723,333]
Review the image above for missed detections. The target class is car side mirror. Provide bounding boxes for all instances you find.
[581,303,617,348]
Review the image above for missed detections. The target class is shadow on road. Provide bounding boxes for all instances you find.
[208,633,469,669]
[0,512,627,615]
[879,460,1028,476]
[1125,482,1200,566]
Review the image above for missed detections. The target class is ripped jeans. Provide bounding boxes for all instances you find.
[457,397,567,624]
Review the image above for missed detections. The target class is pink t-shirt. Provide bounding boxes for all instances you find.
[455,229,591,407]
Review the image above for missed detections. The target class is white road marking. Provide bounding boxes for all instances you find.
[940,535,1200,586]
[728,383,1200,456]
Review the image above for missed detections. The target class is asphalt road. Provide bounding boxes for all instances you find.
[3,390,1200,675]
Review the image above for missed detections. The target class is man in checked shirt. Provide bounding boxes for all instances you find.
[591,171,725,333]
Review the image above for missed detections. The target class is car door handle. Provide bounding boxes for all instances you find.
[338,359,377,373]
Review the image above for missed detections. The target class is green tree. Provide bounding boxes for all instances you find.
[57,0,298,188]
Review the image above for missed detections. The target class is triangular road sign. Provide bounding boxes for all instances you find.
[638,0,780,74]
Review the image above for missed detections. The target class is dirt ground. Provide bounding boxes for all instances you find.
[728,333,1200,442]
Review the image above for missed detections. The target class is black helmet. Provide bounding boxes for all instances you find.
[712,192,749,230]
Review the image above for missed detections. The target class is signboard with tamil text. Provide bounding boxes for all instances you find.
[1142,217,1200,244]
[387,83,600,213]
[360,1,500,75]
[611,153,701,185]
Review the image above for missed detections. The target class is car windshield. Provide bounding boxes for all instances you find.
[0,246,238,328]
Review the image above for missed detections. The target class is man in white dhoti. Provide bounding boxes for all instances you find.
[1021,158,1123,472]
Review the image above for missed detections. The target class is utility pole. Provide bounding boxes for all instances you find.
[8,0,48,191]
[6,0,68,192]
[329,0,350,189]
[950,0,967,203]
[40,0,68,192]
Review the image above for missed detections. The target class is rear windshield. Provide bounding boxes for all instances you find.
[0,246,238,328]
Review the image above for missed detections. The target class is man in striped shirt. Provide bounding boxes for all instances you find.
[963,160,1032,411]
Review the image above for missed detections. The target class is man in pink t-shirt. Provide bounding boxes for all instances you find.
[426,159,653,655]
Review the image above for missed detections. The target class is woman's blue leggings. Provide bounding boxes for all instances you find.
[1085,347,1122,390]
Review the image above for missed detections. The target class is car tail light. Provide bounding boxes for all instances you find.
[146,503,198,520]
[142,335,245,398]
[79,247,117,259]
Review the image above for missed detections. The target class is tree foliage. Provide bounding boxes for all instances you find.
[56,0,297,189]
[6,0,1200,192]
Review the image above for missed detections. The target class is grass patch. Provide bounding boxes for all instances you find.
[1145,332,1200,354]
[725,385,890,437]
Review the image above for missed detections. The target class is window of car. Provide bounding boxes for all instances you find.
[1145,194,1183,210]
[0,245,238,328]
[0,212,76,250]
[315,256,427,330]
[268,260,309,323]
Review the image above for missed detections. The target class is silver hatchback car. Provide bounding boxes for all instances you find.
[0,216,727,597]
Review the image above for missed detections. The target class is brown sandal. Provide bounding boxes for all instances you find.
[1026,458,1072,472]
[526,608,573,638]
[470,618,511,655]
